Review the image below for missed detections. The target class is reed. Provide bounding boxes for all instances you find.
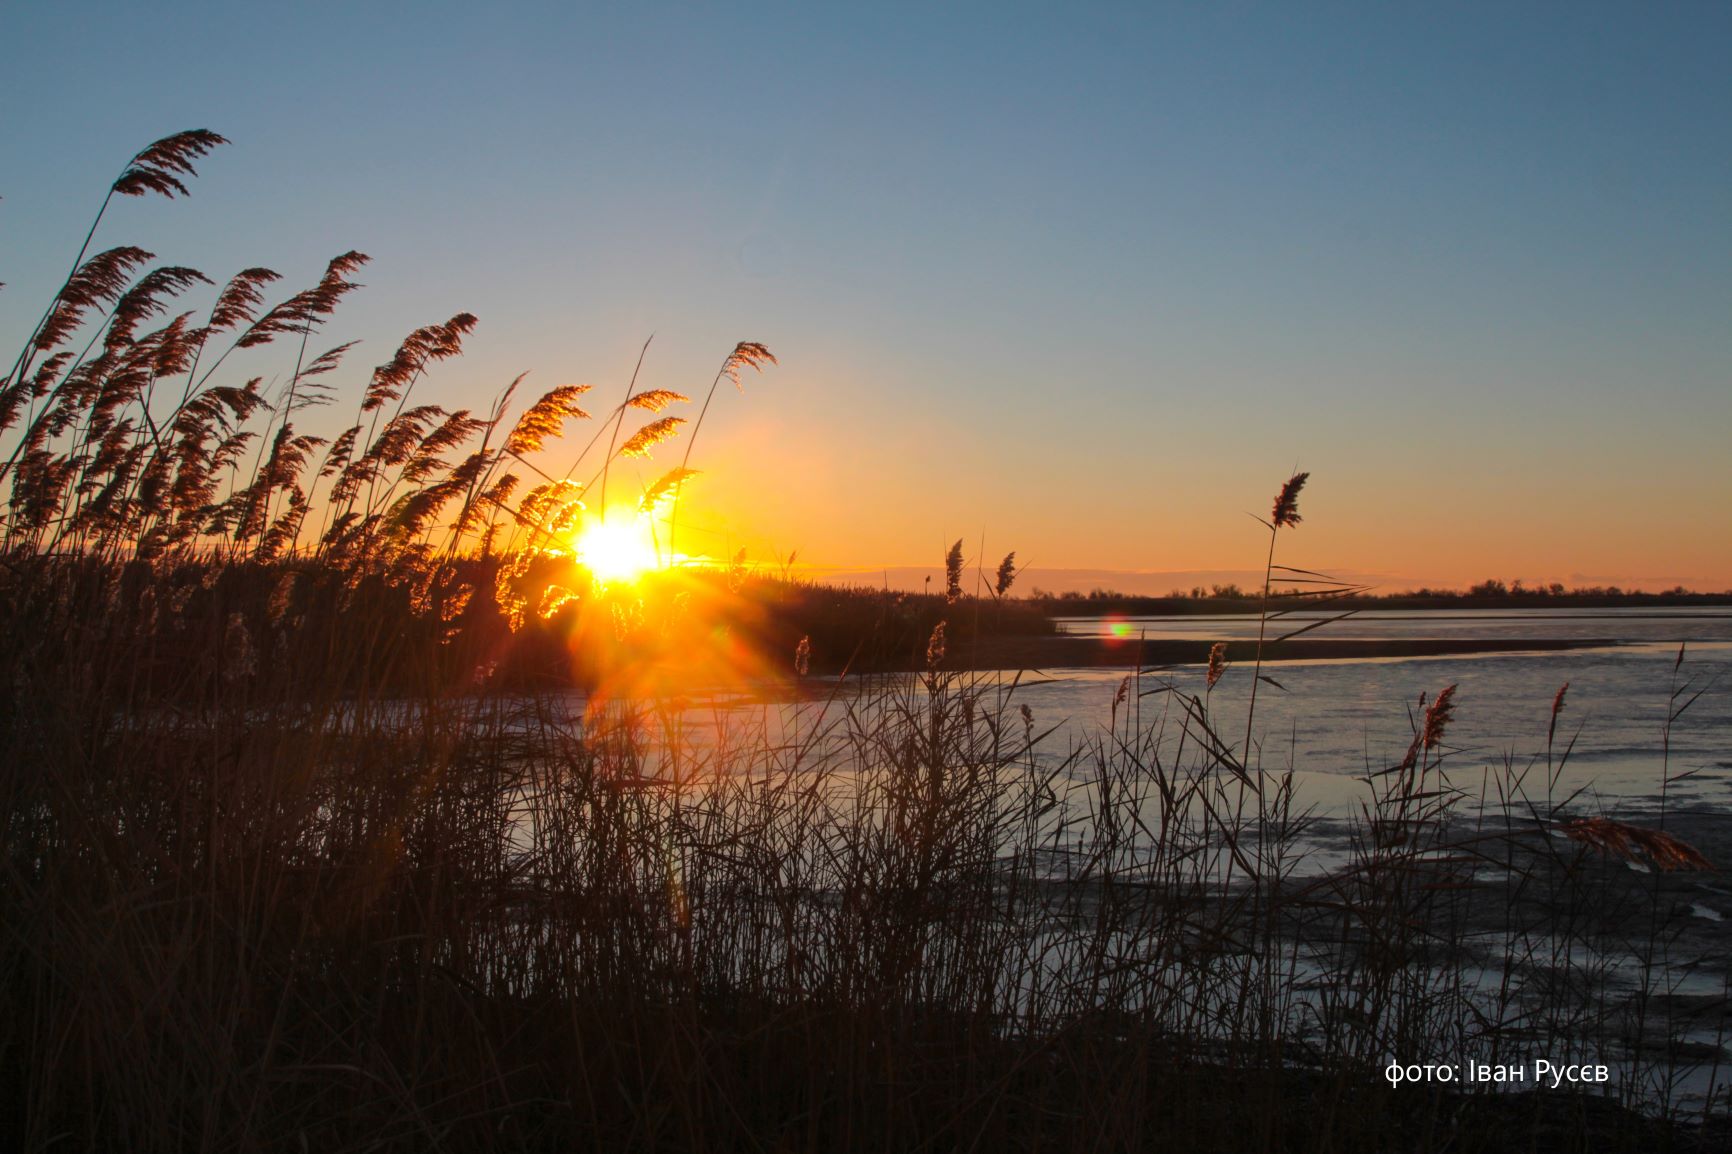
[1,134,1725,1154]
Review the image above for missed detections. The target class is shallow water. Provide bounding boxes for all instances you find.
[567,608,1732,1110]
[1025,609,1732,809]
[1053,606,1732,644]
[593,609,1731,829]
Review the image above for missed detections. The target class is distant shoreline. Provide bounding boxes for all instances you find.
[945,635,1617,673]
[1029,593,1732,618]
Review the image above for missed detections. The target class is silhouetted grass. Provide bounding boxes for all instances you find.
[2,133,1727,1153]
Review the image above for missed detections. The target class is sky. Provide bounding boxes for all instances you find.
[2,1,1728,590]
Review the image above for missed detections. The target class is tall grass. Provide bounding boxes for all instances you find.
[2,134,1726,1152]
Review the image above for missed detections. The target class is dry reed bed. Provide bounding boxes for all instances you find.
[3,559,1727,1151]
[2,133,1727,1152]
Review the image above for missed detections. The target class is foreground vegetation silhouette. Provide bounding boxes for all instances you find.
[2,133,1727,1153]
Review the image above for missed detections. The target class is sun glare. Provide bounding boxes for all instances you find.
[576,517,661,583]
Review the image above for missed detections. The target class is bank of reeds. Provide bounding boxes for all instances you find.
[5,547,1726,1151]
[2,134,1727,1152]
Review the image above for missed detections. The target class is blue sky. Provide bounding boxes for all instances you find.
[3,1,1728,586]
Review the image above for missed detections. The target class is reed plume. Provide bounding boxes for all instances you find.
[31,247,156,352]
[994,551,1017,597]
[624,388,688,413]
[103,266,210,350]
[926,619,947,669]
[355,311,474,407]
[1547,681,1570,751]
[721,341,777,390]
[1560,817,1714,872]
[236,252,369,350]
[945,538,964,604]
[1421,683,1458,750]
[639,467,699,514]
[111,130,229,199]
[205,267,281,333]
[539,583,580,619]
[1207,641,1228,689]
[505,384,593,455]
[1271,471,1308,529]
[618,416,686,458]
[517,479,586,530]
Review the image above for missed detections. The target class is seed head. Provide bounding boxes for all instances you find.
[1271,471,1309,529]
[945,539,964,604]
[1207,642,1228,689]
[1422,684,1458,750]
[1561,817,1714,872]
[926,620,947,670]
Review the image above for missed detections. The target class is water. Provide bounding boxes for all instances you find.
[611,607,1731,828]
[945,611,1732,1105]
[584,607,1732,1109]
[1053,606,1732,644]
[1028,609,1732,809]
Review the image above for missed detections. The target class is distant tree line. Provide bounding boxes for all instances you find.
[1025,579,1725,603]
[1016,579,1729,616]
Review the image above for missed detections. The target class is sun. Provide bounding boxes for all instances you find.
[575,517,661,583]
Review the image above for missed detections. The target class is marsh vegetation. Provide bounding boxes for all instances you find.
[2,134,1726,1152]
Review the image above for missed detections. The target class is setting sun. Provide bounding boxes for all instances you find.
[575,517,661,583]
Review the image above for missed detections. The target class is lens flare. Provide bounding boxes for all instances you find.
[576,517,660,583]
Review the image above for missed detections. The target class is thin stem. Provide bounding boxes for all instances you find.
[598,334,654,520]
[1241,525,1278,786]
[666,354,733,562]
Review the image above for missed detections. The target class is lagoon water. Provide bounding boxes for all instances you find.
[1009,610,1732,1102]
[604,608,1732,1105]
[1052,606,1732,644]
[666,609,1732,821]
[1024,608,1732,811]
